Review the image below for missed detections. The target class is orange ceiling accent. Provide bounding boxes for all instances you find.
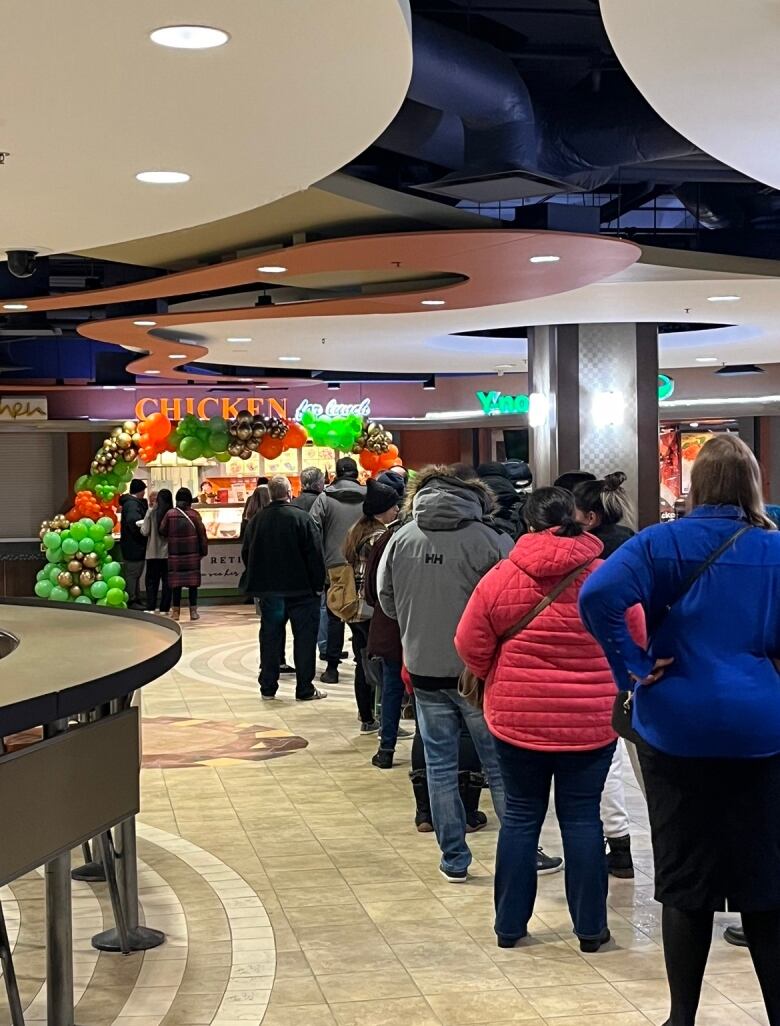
[5,231,640,379]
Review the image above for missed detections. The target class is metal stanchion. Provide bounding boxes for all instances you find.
[71,841,105,884]
[43,719,74,1026]
[0,901,25,1026]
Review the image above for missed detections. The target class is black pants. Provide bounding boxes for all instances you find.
[171,586,198,608]
[124,559,145,608]
[326,603,346,668]
[145,559,171,612]
[350,620,375,724]
[260,594,319,699]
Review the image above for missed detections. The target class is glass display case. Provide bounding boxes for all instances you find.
[195,503,244,542]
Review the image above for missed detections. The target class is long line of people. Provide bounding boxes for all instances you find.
[240,436,780,1026]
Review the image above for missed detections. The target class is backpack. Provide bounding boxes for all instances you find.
[326,564,362,622]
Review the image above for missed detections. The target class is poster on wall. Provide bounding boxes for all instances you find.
[659,429,681,522]
[680,432,716,493]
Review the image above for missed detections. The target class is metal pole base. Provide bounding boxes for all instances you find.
[91,926,165,953]
[71,862,106,883]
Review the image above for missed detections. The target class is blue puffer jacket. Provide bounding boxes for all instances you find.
[579,505,780,758]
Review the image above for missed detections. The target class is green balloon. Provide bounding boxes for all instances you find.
[94,541,106,557]
[80,517,93,527]
[35,580,52,598]
[102,561,121,580]
[74,474,89,492]
[96,598,108,606]
[36,568,46,582]
[49,566,62,584]
[97,517,114,533]
[50,586,69,602]
[208,415,228,434]
[60,529,71,541]
[103,535,116,551]
[209,431,229,453]
[74,595,93,604]
[45,547,61,564]
[89,523,106,542]
[214,451,231,463]
[61,538,79,556]
[106,588,124,607]
[43,531,61,549]
[178,435,204,461]
[90,581,108,600]
[107,575,126,591]
[70,523,87,541]
[78,537,95,553]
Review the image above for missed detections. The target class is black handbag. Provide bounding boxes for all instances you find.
[612,524,752,740]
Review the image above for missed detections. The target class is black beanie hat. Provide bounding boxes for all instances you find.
[363,478,399,517]
[129,478,147,495]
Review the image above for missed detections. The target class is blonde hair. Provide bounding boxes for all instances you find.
[689,434,774,530]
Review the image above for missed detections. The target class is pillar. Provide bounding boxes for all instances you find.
[528,323,659,528]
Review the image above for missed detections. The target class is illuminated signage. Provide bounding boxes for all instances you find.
[135,394,372,423]
[476,390,530,415]
[658,374,675,400]
[0,396,47,421]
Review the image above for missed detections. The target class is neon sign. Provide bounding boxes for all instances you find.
[136,394,373,423]
[476,390,530,415]
[658,374,675,400]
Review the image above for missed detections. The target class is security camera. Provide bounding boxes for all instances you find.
[6,250,37,278]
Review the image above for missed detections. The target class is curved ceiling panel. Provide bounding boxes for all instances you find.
[601,0,780,189]
[0,0,412,257]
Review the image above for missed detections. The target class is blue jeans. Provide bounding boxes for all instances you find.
[494,739,615,941]
[379,660,405,750]
[413,684,506,874]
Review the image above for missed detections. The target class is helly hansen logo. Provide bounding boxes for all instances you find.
[425,553,444,565]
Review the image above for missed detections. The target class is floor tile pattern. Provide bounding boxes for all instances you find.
[0,607,766,1025]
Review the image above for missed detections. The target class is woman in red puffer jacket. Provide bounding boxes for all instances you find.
[455,486,645,953]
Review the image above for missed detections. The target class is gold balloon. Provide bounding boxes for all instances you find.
[57,571,73,588]
[82,552,99,569]
[69,586,82,598]
[131,432,141,445]
[122,449,136,462]
[79,570,95,587]
[123,420,137,433]
[116,432,132,449]
[67,559,83,573]
[111,427,122,438]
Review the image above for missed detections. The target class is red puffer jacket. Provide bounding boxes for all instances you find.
[455,529,645,752]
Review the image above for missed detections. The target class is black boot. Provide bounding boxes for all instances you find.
[607,834,634,879]
[410,769,433,832]
[724,925,748,947]
[460,770,488,833]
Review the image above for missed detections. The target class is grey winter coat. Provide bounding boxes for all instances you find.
[140,507,169,559]
[377,472,513,678]
[310,477,367,568]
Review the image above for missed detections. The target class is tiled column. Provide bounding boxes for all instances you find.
[528,322,659,527]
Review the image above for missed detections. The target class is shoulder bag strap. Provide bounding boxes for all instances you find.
[660,524,751,620]
[500,557,595,644]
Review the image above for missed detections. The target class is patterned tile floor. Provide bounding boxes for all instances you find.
[0,607,765,1025]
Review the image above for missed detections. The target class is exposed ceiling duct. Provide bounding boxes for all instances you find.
[377,14,702,200]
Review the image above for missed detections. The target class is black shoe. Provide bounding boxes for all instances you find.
[320,667,339,684]
[497,933,526,948]
[279,663,295,674]
[296,688,328,702]
[415,812,433,833]
[465,811,488,833]
[579,928,611,953]
[371,748,394,769]
[607,834,635,879]
[439,865,468,884]
[724,925,748,947]
[536,848,564,875]
[261,693,276,701]
[360,719,380,734]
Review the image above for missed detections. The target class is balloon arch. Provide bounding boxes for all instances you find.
[33,411,404,609]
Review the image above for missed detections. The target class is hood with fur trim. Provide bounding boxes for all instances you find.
[403,466,495,529]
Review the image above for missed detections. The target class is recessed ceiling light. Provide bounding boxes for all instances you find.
[135,170,190,184]
[690,422,700,428]
[122,387,136,391]
[103,385,117,390]
[239,378,252,382]
[227,336,252,343]
[696,357,719,363]
[133,319,157,327]
[150,25,229,49]
[421,299,446,306]
[706,295,741,302]
[3,303,28,310]
[278,355,301,362]
[529,255,560,264]
[257,265,287,274]
[145,370,161,375]
[168,353,187,359]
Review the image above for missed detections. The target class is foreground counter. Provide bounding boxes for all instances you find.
[0,600,182,1026]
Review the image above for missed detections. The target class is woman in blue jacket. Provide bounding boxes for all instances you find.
[580,434,780,1026]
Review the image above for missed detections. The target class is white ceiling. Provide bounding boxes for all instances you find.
[601,0,780,190]
[0,0,411,257]
[162,252,780,373]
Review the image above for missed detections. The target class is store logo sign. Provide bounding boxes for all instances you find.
[293,397,372,420]
[658,374,675,401]
[0,396,47,421]
[476,390,530,415]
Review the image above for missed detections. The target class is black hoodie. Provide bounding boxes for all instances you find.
[476,462,526,540]
[119,492,148,561]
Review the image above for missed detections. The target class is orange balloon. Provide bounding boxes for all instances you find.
[360,450,381,472]
[391,457,404,467]
[259,435,285,460]
[385,444,399,460]
[283,420,308,450]
[144,411,172,442]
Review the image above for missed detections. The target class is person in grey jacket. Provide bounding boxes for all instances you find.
[377,466,511,883]
[140,488,172,614]
[310,457,367,683]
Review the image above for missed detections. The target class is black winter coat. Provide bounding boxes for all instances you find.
[292,489,321,514]
[241,500,326,597]
[119,493,148,562]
